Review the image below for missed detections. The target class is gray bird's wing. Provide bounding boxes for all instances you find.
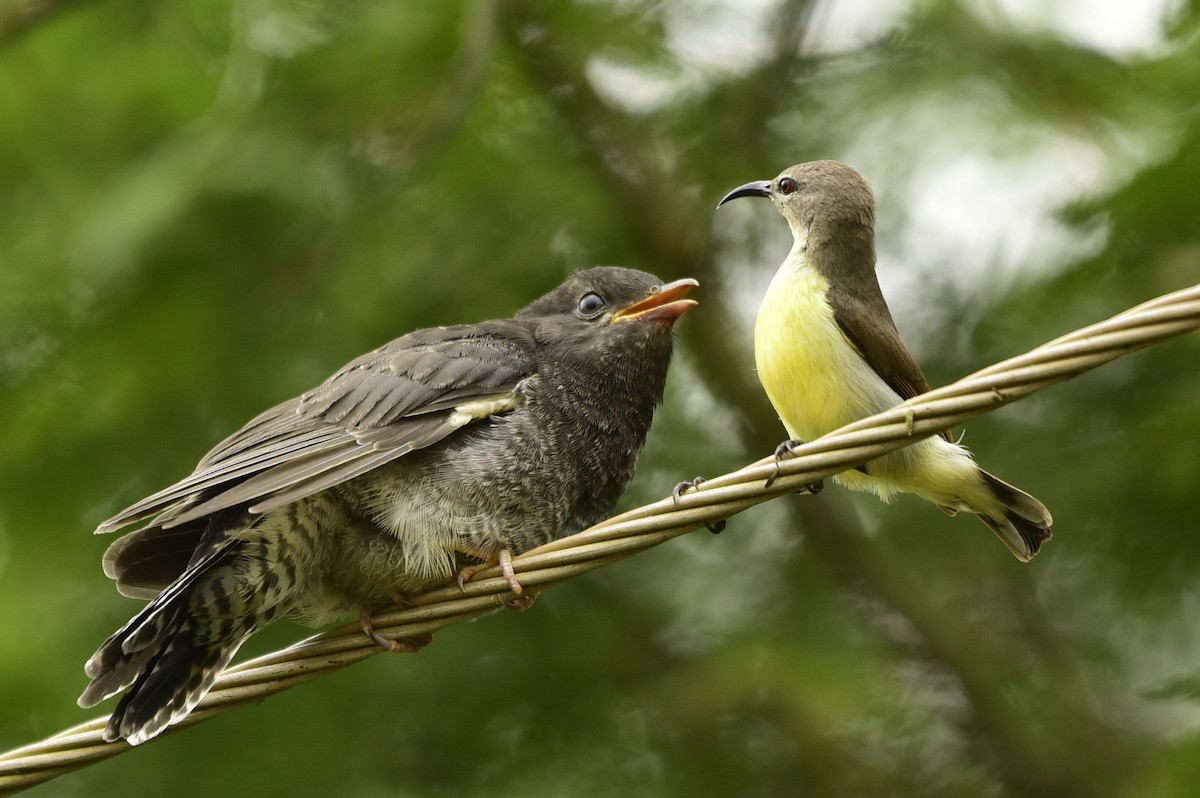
[98,320,535,536]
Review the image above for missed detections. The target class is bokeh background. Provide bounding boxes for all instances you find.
[3,0,1200,795]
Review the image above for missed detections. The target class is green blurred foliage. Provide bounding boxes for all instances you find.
[2,0,1200,795]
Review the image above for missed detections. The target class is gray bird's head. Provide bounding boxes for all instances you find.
[517,265,697,397]
[517,266,697,454]
[519,266,697,343]
[718,160,877,275]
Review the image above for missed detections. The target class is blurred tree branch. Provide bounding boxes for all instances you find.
[0,0,87,46]
[397,0,500,172]
[498,4,1135,795]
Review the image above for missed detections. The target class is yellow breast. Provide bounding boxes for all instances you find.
[752,247,990,508]
[753,250,900,442]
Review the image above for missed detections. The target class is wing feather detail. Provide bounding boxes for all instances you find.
[97,321,535,538]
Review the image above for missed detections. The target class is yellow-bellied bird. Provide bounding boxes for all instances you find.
[720,160,1051,560]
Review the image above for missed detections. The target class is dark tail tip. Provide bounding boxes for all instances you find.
[978,469,1052,561]
[1011,514,1053,559]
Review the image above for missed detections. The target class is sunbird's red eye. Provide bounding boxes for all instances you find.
[778,177,797,195]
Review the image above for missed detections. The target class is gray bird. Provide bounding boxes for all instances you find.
[719,160,1052,560]
[79,266,698,745]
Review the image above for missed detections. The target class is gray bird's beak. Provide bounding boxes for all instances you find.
[717,180,772,208]
[611,278,699,326]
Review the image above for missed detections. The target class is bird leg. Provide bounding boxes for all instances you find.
[456,547,525,597]
[500,590,539,612]
[672,476,727,534]
[765,439,825,495]
[359,594,434,654]
[456,549,537,610]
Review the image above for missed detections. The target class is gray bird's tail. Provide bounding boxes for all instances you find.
[976,469,1053,562]
[78,572,248,745]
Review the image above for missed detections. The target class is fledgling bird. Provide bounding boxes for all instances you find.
[80,266,697,745]
[719,160,1052,560]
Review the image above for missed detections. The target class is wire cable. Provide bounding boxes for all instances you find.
[2,281,1198,795]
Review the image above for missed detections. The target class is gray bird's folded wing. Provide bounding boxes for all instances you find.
[97,321,535,537]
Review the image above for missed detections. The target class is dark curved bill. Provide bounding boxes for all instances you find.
[717,180,772,208]
[611,278,699,326]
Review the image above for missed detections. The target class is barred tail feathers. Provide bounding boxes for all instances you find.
[79,542,265,745]
[78,580,250,745]
[105,628,245,745]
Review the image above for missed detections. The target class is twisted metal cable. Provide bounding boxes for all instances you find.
[2,282,1198,795]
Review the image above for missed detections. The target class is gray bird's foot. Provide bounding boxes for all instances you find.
[672,476,727,534]
[456,548,524,596]
[765,439,825,495]
[502,590,540,611]
[359,606,434,654]
[389,591,414,609]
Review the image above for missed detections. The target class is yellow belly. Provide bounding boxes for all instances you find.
[753,259,898,441]
[752,252,995,512]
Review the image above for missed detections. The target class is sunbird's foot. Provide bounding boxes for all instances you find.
[672,477,705,503]
[764,439,825,495]
[765,439,804,489]
[671,476,727,534]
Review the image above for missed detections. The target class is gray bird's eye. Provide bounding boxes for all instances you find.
[577,292,606,317]
[778,176,798,195]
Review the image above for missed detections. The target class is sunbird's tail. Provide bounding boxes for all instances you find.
[975,470,1054,561]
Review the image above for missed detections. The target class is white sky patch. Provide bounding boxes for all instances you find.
[589,0,1177,112]
[877,141,1111,310]
[801,0,909,54]
[801,0,1177,58]
[973,0,1179,57]
[587,0,778,112]
[661,0,778,73]
[247,4,332,58]
[586,57,683,115]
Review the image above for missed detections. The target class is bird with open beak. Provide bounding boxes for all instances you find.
[80,266,697,745]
